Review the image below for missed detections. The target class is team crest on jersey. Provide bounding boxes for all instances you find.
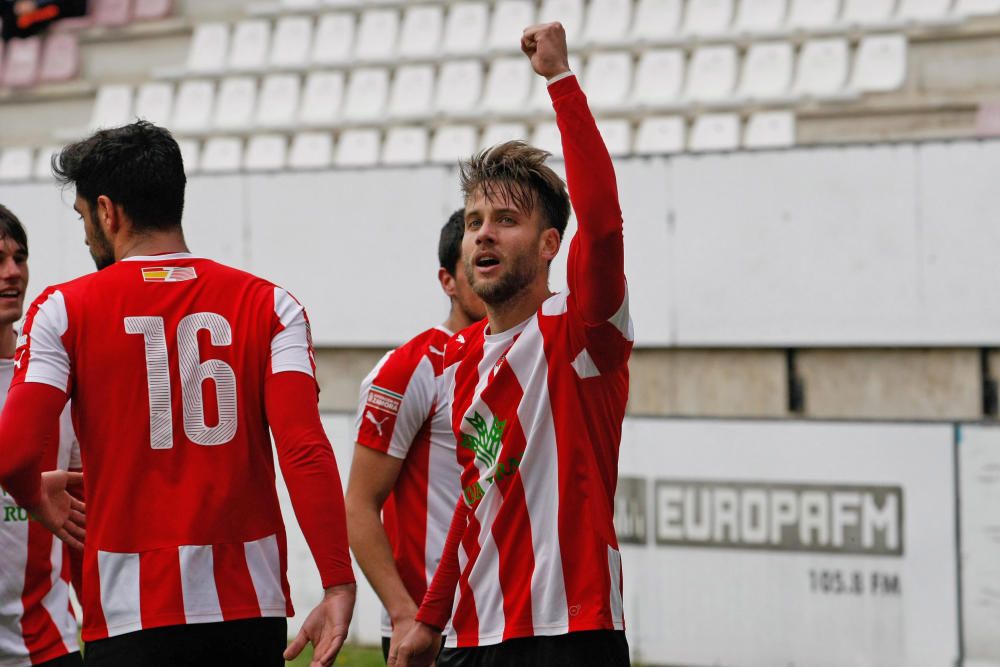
[366,385,403,416]
[461,412,521,506]
[142,267,198,283]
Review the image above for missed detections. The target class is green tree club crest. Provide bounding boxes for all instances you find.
[461,412,506,468]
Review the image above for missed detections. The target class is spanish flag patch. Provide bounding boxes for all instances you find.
[142,267,198,283]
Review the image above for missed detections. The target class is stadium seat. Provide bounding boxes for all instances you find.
[744,110,795,147]
[583,0,632,45]
[228,20,271,72]
[213,77,257,130]
[689,113,740,151]
[39,33,80,83]
[177,138,200,174]
[735,0,789,33]
[490,0,536,51]
[288,131,333,169]
[684,46,738,102]
[528,54,581,111]
[355,9,399,62]
[444,3,490,56]
[596,119,632,156]
[2,36,41,88]
[632,0,683,41]
[851,34,907,92]
[186,23,230,75]
[200,137,243,173]
[842,0,899,26]
[483,57,533,113]
[531,122,564,158]
[133,0,172,21]
[957,0,1000,15]
[312,13,354,65]
[135,81,174,126]
[481,122,529,149]
[269,17,313,69]
[0,148,34,183]
[787,0,841,29]
[282,0,320,8]
[435,61,484,115]
[430,125,478,163]
[300,71,345,125]
[974,100,1000,136]
[90,84,134,130]
[897,0,952,21]
[739,42,794,99]
[256,74,301,128]
[33,146,60,181]
[172,80,215,132]
[683,0,736,36]
[583,52,633,111]
[794,38,850,97]
[342,68,390,121]
[399,5,444,58]
[382,127,429,165]
[244,134,288,171]
[538,0,585,42]
[634,116,685,154]
[632,49,685,108]
[388,65,436,119]
[335,129,381,167]
[93,0,133,27]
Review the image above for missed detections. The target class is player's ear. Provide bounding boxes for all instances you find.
[96,195,119,234]
[439,267,457,298]
[540,226,560,262]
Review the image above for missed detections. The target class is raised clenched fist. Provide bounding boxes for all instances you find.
[520,22,571,80]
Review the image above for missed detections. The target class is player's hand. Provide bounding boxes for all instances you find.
[284,583,356,667]
[521,22,571,80]
[387,614,415,665]
[30,470,86,551]
[388,621,442,667]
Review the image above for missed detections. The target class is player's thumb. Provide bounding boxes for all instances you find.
[66,472,84,487]
[284,629,309,660]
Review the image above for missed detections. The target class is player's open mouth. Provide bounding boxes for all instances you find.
[474,255,501,276]
[0,290,20,300]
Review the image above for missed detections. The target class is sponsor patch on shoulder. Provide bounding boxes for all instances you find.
[142,266,198,283]
[366,385,403,416]
[16,334,27,348]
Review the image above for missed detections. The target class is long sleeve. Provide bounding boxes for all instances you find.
[415,496,470,631]
[266,371,355,589]
[0,383,67,509]
[550,74,626,325]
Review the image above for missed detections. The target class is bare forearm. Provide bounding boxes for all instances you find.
[347,500,418,622]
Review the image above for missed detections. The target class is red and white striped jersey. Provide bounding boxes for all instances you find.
[0,359,79,666]
[9,254,335,641]
[353,326,462,636]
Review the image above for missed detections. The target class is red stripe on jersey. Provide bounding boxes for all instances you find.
[83,550,109,640]
[385,419,432,604]
[139,549,185,628]
[20,521,66,663]
[452,517,481,648]
[212,543,261,619]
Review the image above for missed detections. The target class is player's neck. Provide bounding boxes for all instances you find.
[117,229,190,262]
[443,307,474,335]
[485,280,552,334]
[0,325,15,358]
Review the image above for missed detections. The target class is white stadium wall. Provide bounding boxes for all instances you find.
[3,139,1000,347]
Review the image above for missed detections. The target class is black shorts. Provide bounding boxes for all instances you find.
[437,630,630,667]
[83,617,287,667]
[37,652,82,667]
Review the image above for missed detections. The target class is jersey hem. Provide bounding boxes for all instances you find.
[0,645,77,667]
[82,606,288,642]
[444,617,621,648]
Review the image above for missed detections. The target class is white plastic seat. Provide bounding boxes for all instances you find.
[735,0,789,33]
[851,34,907,92]
[632,0,683,41]
[430,125,478,163]
[530,122,563,158]
[399,5,443,58]
[744,110,795,148]
[683,0,736,36]
[787,0,841,29]
[632,49,685,107]
[312,13,354,65]
[90,84,134,130]
[443,3,490,55]
[200,137,243,172]
[689,113,740,151]
[583,0,632,45]
[213,77,256,130]
[435,61,484,115]
[528,55,582,111]
[842,0,898,25]
[256,74,301,128]
[172,80,215,132]
[597,119,632,156]
[33,146,60,181]
[244,134,287,171]
[583,52,633,110]
[177,139,200,174]
[269,16,312,69]
[489,1,535,51]
[684,47,738,102]
[135,82,173,127]
[228,20,271,72]
[739,42,794,99]
[355,9,399,62]
[957,0,1000,15]
[281,0,319,9]
[335,129,381,167]
[794,38,849,96]
[538,0,585,41]
[481,122,529,149]
[634,116,685,154]
[0,148,33,182]
[342,67,389,121]
[482,57,533,113]
[382,127,429,165]
[388,65,435,119]
[289,132,333,169]
[300,71,344,125]
[897,0,952,20]
[186,23,229,74]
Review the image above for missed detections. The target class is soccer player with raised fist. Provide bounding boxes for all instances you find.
[0,122,356,667]
[391,22,633,667]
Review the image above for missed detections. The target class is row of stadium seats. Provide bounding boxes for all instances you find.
[0,33,79,89]
[94,37,902,135]
[52,0,173,29]
[0,111,794,179]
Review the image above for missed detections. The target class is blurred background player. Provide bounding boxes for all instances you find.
[0,204,83,667]
[0,122,355,667]
[393,22,633,667]
[346,208,486,663]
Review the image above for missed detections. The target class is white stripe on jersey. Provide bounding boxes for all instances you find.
[244,534,286,614]
[271,287,314,377]
[0,523,30,664]
[40,538,77,656]
[608,547,624,631]
[466,490,505,644]
[24,291,71,391]
[97,551,142,635]
[178,545,224,623]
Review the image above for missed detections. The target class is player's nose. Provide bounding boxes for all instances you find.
[0,256,23,281]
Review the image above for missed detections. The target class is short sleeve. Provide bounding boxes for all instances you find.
[12,288,72,393]
[269,287,316,377]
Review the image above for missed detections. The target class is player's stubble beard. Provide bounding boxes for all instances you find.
[85,217,115,271]
[465,247,539,306]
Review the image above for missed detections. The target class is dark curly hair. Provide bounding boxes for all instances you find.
[438,208,467,276]
[0,204,28,256]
